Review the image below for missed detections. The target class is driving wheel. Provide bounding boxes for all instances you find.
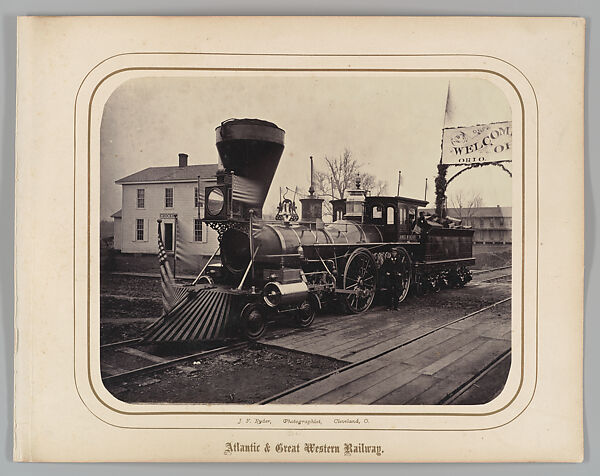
[343,247,377,313]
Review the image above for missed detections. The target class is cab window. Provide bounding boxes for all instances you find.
[386,206,395,224]
[398,207,406,224]
[409,208,417,226]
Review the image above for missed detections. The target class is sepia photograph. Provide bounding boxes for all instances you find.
[13,14,586,462]
[99,74,513,406]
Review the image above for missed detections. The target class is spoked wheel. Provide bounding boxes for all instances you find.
[412,273,425,297]
[448,269,464,288]
[240,303,267,341]
[343,247,378,313]
[294,295,318,328]
[390,247,412,304]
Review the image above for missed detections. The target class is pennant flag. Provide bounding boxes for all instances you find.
[443,81,456,127]
[440,81,512,165]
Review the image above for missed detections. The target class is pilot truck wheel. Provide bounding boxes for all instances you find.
[294,295,318,328]
[240,303,267,341]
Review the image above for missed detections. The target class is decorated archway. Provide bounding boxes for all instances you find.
[435,121,512,217]
[435,161,512,217]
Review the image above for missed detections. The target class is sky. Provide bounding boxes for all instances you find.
[100,74,512,220]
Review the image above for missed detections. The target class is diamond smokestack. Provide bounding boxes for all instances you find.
[215,119,285,209]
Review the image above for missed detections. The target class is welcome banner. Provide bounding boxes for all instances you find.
[441,121,512,164]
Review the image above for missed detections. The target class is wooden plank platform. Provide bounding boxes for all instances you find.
[267,299,511,405]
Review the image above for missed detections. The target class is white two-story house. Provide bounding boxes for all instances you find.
[112,154,219,258]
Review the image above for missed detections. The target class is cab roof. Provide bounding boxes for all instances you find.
[365,195,429,207]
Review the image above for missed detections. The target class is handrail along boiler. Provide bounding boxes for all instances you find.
[144,118,475,342]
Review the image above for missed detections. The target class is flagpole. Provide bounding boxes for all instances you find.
[424,177,428,201]
[173,214,178,280]
[436,82,451,216]
[397,171,401,196]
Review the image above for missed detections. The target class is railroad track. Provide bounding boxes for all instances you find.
[479,273,512,283]
[440,350,511,404]
[101,340,248,384]
[471,265,511,276]
[258,297,511,404]
[471,266,512,284]
[100,338,142,350]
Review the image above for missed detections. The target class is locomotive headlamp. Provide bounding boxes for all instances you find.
[207,188,225,216]
[263,281,309,308]
[263,282,282,307]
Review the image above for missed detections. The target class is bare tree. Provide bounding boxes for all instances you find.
[449,190,483,220]
[312,149,388,219]
[361,173,388,197]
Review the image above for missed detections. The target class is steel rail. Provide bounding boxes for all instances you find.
[258,297,512,404]
[100,338,143,350]
[471,265,512,275]
[102,341,248,384]
[439,350,511,405]
[480,274,512,283]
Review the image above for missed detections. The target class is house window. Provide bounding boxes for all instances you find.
[136,189,145,208]
[165,188,174,208]
[136,219,144,241]
[194,187,200,208]
[194,219,203,242]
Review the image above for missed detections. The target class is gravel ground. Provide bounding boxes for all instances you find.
[101,273,162,299]
[100,274,164,344]
[103,344,347,404]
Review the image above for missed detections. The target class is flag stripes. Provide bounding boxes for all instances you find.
[157,220,185,314]
[232,175,263,204]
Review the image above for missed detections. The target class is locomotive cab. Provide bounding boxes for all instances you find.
[363,196,428,242]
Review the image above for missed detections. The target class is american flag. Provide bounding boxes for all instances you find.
[232,175,263,205]
[157,221,186,314]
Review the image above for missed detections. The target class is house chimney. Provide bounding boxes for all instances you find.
[178,153,188,167]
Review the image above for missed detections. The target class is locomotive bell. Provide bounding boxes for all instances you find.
[215,118,285,210]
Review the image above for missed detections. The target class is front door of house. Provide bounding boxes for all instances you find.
[164,223,173,251]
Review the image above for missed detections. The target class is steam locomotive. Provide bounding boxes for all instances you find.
[144,119,474,342]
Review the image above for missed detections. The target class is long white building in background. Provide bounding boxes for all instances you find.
[424,206,512,244]
[112,153,219,255]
